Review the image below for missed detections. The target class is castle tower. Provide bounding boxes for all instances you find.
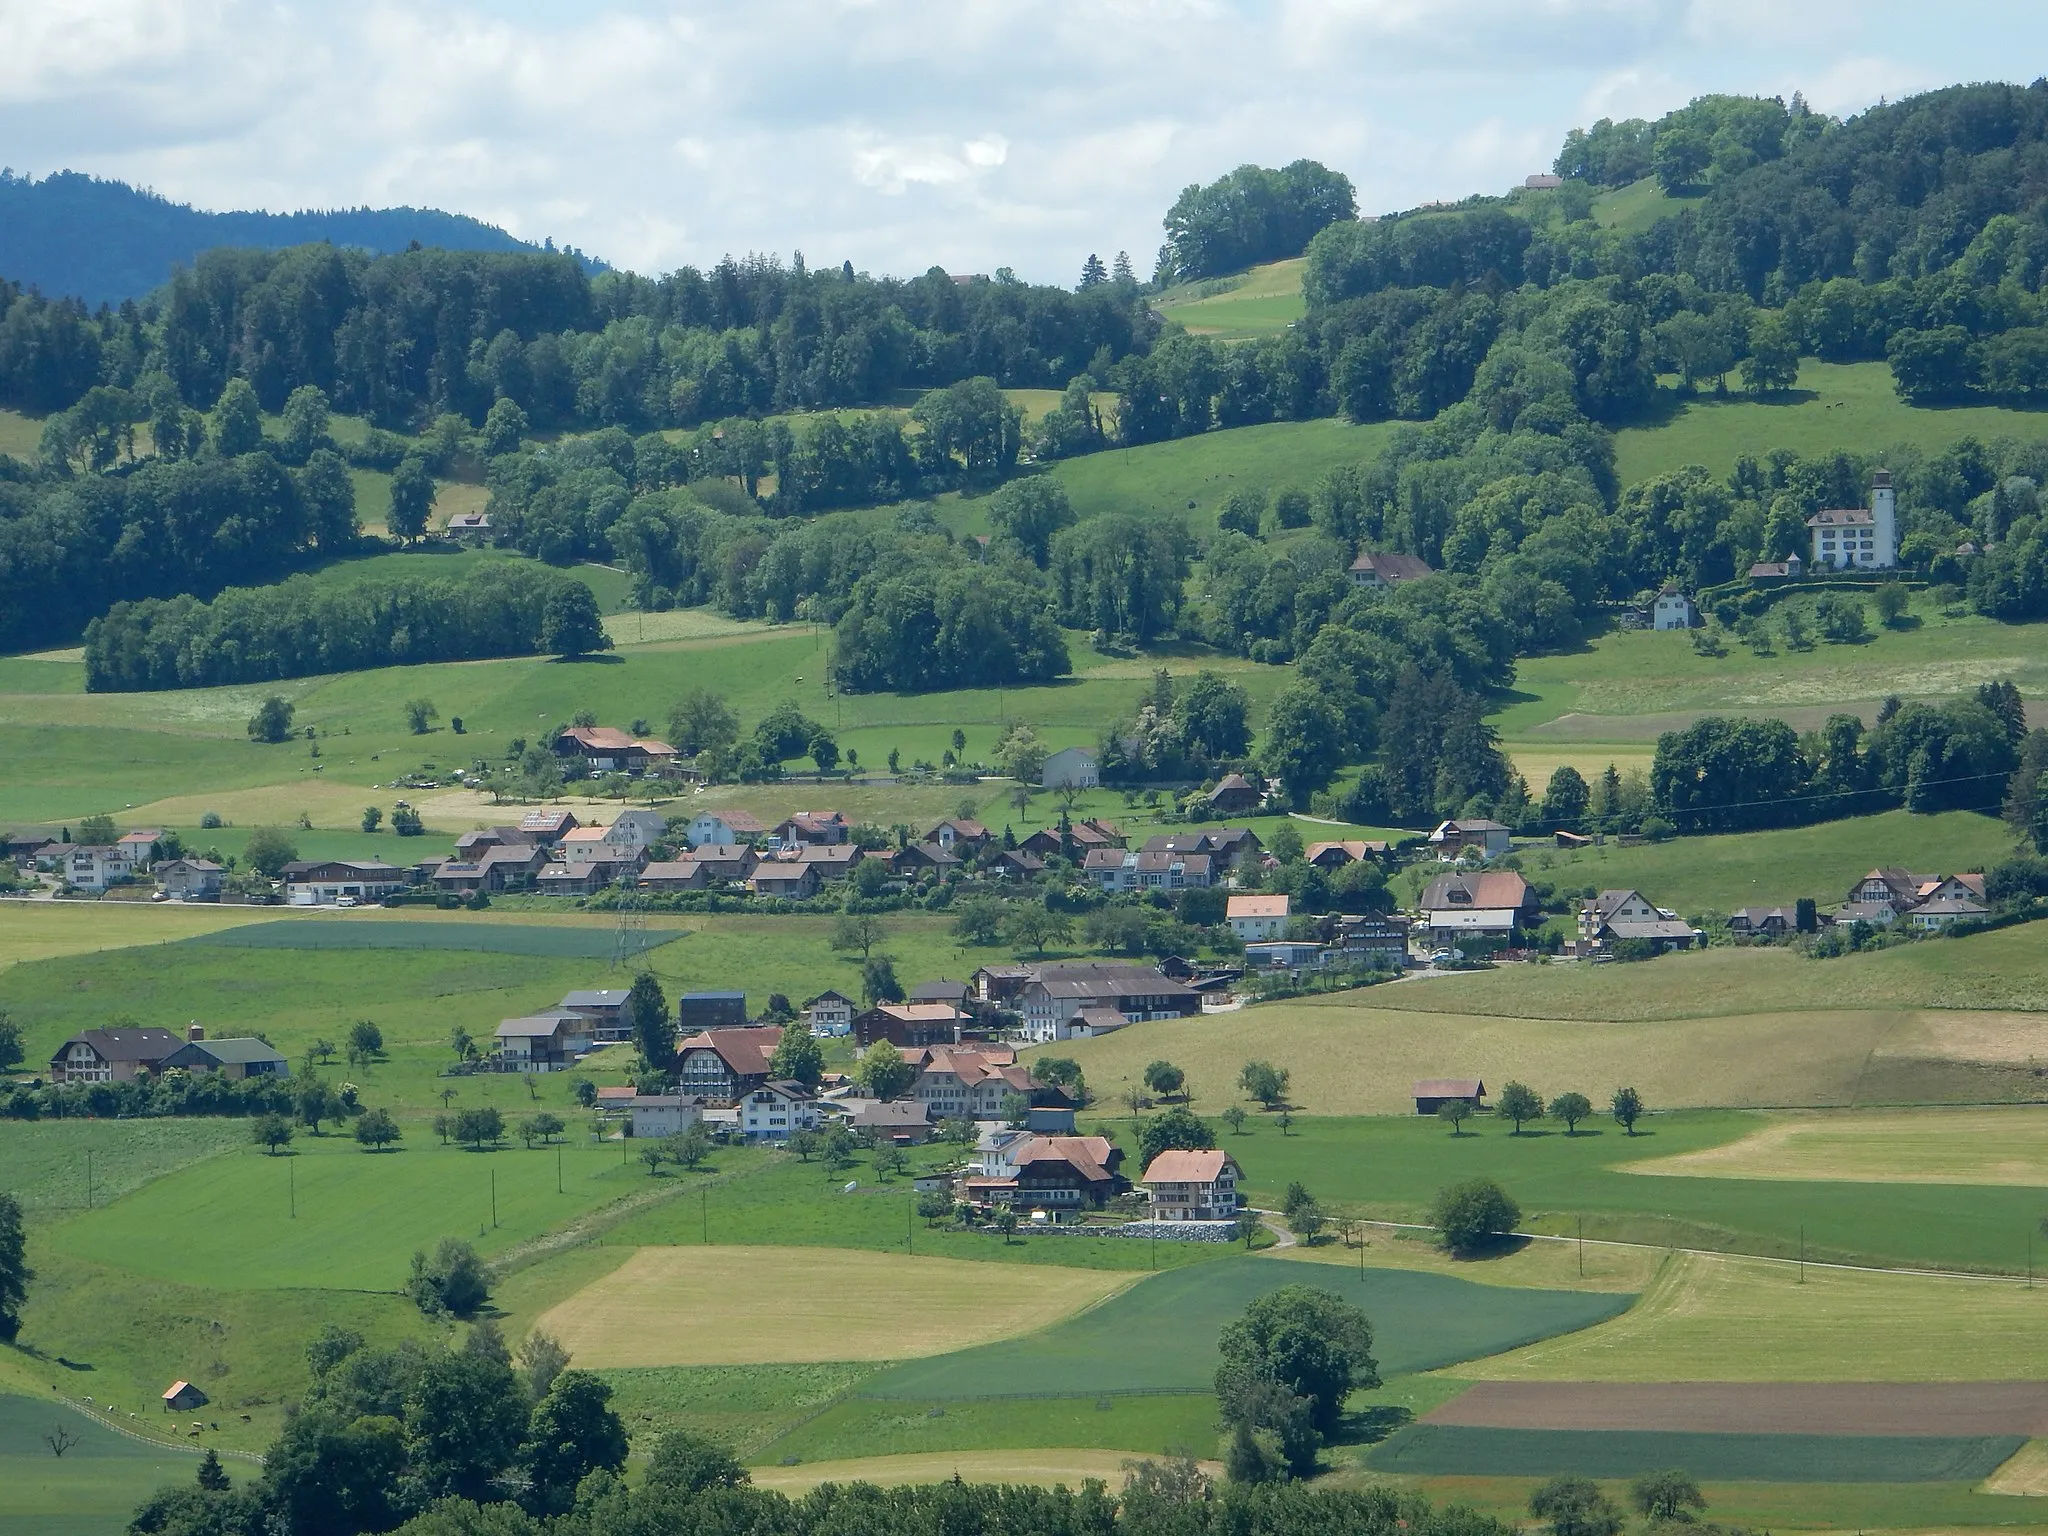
[1871,469,1896,567]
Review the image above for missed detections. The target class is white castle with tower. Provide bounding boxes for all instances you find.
[1805,471,1897,571]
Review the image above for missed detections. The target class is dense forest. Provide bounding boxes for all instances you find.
[0,169,573,309]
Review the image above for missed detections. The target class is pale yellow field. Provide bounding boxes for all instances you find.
[1051,1000,1917,1115]
[749,1449,1221,1494]
[1504,747,1656,790]
[0,901,274,969]
[602,608,775,646]
[1629,1107,2048,1187]
[1275,1229,1659,1294]
[536,1245,1136,1367]
[1462,1251,2048,1382]
[1986,1440,2048,1496]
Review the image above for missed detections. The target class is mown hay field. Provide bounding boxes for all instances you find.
[538,1246,1138,1367]
[1367,1423,2022,1482]
[1626,1107,2048,1186]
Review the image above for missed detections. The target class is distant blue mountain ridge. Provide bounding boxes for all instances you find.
[0,169,606,307]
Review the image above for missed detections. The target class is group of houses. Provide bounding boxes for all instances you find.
[1731,868,1990,938]
[45,1023,288,1084]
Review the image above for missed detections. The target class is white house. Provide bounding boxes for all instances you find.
[1651,588,1700,630]
[626,1094,701,1139]
[1226,893,1290,941]
[279,859,406,905]
[739,1081,821,1140]
[1141,1149,1241,1221]
[1040,746,1100,790]
[62,845,136,892]
[1017,964,1200,1044]
[1428,819,1512,861]
[685,810,767,847]
[494,1010,594,1072]
[803,990,857,1036]
[1806,471,1898,571]
[153,858,224,899]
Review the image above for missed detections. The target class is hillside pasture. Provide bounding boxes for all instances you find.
[49,1133,652,1290]
[1613,359,2048,486]
[1152,259,1308,340]
[539,1246,1136,1367]
[750,1393,1223,1468]
[0,901,273,970]
[860,1258,1630,1400]
[184,918,683,959]
[0,1119,244,1215]
[0,1393,233,1536]
[1464,1251,2048,1381]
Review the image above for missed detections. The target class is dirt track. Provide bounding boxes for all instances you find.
[1424,1381,2048,1437]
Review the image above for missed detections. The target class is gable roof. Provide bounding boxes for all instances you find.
[165,1037,287,1066]
[1420,870,1530,911]
[1226,894,1288,919]
[55,1027,182,1063]
[1585,888,1654,923]
[677,1026,783,1075]
[694,808,767,833]
[1142,1149,1231,1183]
[1413,1078,1485,1098]
[1349,550,1435,582]
[1807,508,1874,527]
[560,989,631,1010]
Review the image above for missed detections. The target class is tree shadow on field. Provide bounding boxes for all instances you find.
[1331,1403,1414,1448]
[1447,1233,1533,1265]
[546,653,625,665]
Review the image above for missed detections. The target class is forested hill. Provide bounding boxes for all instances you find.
[0,170,587,307]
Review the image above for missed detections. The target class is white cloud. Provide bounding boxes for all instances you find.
[3,0,2046,282]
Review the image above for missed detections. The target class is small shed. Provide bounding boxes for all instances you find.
[163,1381,208,1412]
[1413,1078,1487,1116]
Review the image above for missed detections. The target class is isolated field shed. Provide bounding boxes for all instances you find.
[1413,1079,1487,1115]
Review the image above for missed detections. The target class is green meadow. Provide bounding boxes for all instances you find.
[1367,1424,2021,1482]
[1211,1111,2048,1275]
[0,1394,237,1536]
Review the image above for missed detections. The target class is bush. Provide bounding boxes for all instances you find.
[406,1237,488,1315]
[1430,1177,1521,1255]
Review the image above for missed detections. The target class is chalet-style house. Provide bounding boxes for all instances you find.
[1728,905,1800,938]
[853,1002,975,1049]
[495,1010,595,1071]
[675,1026,783,1101]
[1020,818,1122,861]
[773,811,848,847]
[1305,840,1387,870]
[1577,889,1698,953]
[50,1027,183,1084]
[1418,870,1537,943]
[1428,819,1511,861]
[1328,914,1413,967]
[1141,1149,1241,1221]
[1206,774,1263,815]
[553,726,680,776]
[153,858,224,899]
[802,991,856,1036]
[928,819,989,854]
[963,1132,1124,1217]
[1018,963,1200,1044]
[1348,550,1434,590]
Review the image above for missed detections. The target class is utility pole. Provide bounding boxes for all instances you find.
[85,1150,92,1211]
[907,1196,914,1255]
[701,1189,708,1245]
[491,1168,498,1229]
[289,1158,296,1220]
[1578,1215,1585,1278]
[557,1146,563,1194]
[1798,1223,1805,1284]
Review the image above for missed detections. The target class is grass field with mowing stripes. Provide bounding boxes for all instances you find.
[860,1258,1630,1400]
[1365,1424,2024,1482]
[2,1120,245,1215]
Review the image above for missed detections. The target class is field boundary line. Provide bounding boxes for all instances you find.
[1353,1219,2045,1287]
[56,1395,266,1464]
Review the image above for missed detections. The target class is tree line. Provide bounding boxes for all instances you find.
[82,561,609,692]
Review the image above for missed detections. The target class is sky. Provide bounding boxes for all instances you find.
[2,0,2046,285]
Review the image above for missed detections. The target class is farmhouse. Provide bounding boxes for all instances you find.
[1347,550,1434,590]
[554,726,679,776]
[907,1044,1037,1119]
[964,1134,1124,1217]
[160,1030,289,1080]
[1428,819,1511,861]
[446,510,493,541]
[494,1010,594,1072]
[853,1002,975,1049]
[1413,1078,1487,1115]
[1040,746,1100,789]
[675,1026,782,1101]
[1306,840,1386,869]
[1018,962,1200,1043]
[1806,470,1898,570]
[1418,870,1535,942]
[1141,1149,1241,1221]
[1206,774,1263,814]
[1579,889,1698,952]
[50,1027,183,1084]
[1227,893,1290,940]
[1329,914,1413,966]
[153,858,224,899]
